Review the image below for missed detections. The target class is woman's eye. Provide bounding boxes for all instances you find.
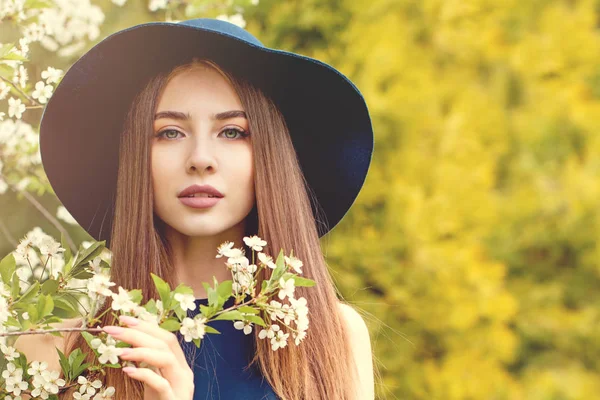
[155,128,249,140]
[220,128,249,140]
[156,129,182,140]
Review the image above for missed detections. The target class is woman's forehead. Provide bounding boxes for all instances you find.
[157,69,243,115]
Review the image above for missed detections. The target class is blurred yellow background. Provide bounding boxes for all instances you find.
[2,0,600,398]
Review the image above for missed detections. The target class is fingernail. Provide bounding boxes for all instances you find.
[119,348,132,357]
[123,366,137,373]
[103,326,125,335]
[119,315,140,326]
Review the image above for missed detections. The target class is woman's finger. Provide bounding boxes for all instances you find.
[122,366,179,400]
[106,316,189,370]
[103,317,194,393]
[119,347,179,374]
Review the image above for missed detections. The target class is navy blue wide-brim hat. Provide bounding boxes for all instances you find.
[39,18,373,248]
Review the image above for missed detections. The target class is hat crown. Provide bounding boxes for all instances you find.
[179,18,263,47]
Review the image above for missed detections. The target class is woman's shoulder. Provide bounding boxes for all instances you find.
[13,317,83,372]
[336,301,375,400]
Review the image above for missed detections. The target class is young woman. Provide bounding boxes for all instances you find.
[38,18,375,400]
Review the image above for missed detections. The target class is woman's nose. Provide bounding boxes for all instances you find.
[186,134,217,173]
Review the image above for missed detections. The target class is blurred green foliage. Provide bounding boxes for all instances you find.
[2,0,600,398]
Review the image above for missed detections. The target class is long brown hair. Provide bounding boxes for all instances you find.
[60,58,362,399]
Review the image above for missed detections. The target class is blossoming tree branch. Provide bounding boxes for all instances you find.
[1,0,265,399]
[0,233,314,399]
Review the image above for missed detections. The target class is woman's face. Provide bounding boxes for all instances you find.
[151,66,254,238]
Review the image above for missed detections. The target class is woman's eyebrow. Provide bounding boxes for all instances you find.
[154,110,247,121]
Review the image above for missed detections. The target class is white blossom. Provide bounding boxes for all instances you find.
[257,252,277,269]
[27,360,48,376]
[41,66,63,84]
[8,97,25,120]
[12,65,27,88]
[278,277,295,300]
[97,336,122,365]
[92,386,115,400]
[258,323,280,340]
[110,286,136,313]
[267,300,285,321]
[174,292,196,312]
[87,271,115,298]
[243,235,267,252]
[0,81,10,100]
[22,22,47,43]
[76,374,103,397]
[32,80,53,104]
[233,320,253,335]
[179,315,207,342]
[148,0,168,11]
[38,236,65,257]
[270,329,289,351]
[0,296,11,325]
[1,344,20,361]
[284,255,304,274]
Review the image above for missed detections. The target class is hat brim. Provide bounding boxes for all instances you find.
[40,19,373,247]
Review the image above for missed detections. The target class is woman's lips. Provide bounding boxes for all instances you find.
[179,196,222,209]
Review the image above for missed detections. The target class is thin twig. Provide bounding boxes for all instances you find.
[0,327,104,337]
[0,216,17,247]
[0,75,39,106]
[8,184,76,252]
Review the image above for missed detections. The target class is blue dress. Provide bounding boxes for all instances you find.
[177,296,280,400]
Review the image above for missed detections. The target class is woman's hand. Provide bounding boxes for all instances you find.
[102,315,194,400]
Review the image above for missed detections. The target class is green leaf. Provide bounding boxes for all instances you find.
[0,252,16,285]
[72,361,91,380]
[237,306,259,314]
[74,241,105,270]
[67,348,89,379]
[24,0,54,9]
[38,294,54,318]
[37,295,47,319]
[0,44,15,58]
[128,289,142,304]
[144,298,158,314]
[80,331,99,355]
[290,276,316,287]
[62,256,74,277]
[207,287,219,308]
[268,250,287,287]
[199,304,214,319]
[212,310,245,321]
[159,318,181,332]
[204,325,221,334]
[70,268,93,280]
[216,280,233,301]
[57,348,70,380]
[0,63,15,77]
[53,294,80,315]
[26,303,38,323]
[151,273,172,310]
[13,281,39,308]
[41,279,59,295]
[11,272,20,299]
[173,283,194,295]
[2,52,28,62]
[244,315,267,328]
